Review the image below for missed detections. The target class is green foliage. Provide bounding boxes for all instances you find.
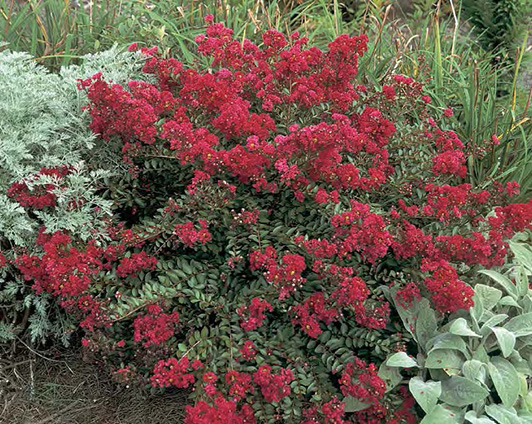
[384,236,532,423]
[0,49,93,182]
[0,0,147,68]
[461,0,532,53]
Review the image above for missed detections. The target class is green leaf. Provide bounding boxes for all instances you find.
[474,284,503,311]
[471,294,484,322]
[343,396,371,413]
[492,327,516,358]
[504,312,532,337]
[487,357,520,407]
[481,314,509,335]
[472,346,490,363]
[426,349,465,369]
[509,241,532,273]
[450,318,481,338]
[409,376,441,414]
[431,333,469,355]
[499,296,522,308]
[479,270,517,299]
[420,405,462,424]
[485,404,520,424]
[416,300,439,350]
[462,360,486,383]
[386,352,418,368]
[465,411,496,424]
[515,266,530,298]
[524,392,532,411]
[438,376,489,407]
[390,290,428,342]
[378,364,402,393]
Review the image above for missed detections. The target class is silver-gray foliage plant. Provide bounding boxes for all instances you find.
[0,46,146,343]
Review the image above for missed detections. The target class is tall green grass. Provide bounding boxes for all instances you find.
[0,0,146,67]
[0,0,322,67]
[461,0,532,53]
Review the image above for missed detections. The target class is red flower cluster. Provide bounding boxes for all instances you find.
[292,273,389,338]
[16,230,103,297]
[391,220,434,260]
[151,356,201,388]
[250,247,306,299]
[225,370,254,400]
[292,293,337,338]
[302,398,347,424]
[116,251,158,278]
[232,209,260,226]
[431,129,466,178]
[422,260,474,313]
[78,73,168,145]
[184,396,255,424]
[133,304,179,347]
[175,220,212,247]
[339,357,386,405]
[394,282,422,309]
[331,201,392,263]
[237,297,273,331]
[253,364,294,403]
[8,166,72,209]
[489,201,532,238]
[238,341,257,361]
[61,294,107,331]
[297,237,338,259]
[332,277,389,329]
[423,183,484,222]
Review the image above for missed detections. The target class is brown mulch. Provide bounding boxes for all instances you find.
[0,344,187,424]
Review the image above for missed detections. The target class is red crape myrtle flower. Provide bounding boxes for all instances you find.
[184,396,256,424]
[339,357,386,405]
[116,251,158,277]
[237,297,273,331]
[175,220,212,247]
[422,259,474,313]
[253,364,294,403]
[238,341,257,361]
[151,356,196,388]
[7,166,72,210]
[16,230,103,297]
[133,304,180,347]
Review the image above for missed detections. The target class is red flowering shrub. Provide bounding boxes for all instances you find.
[7,166,73,209]
[9,18,532,422]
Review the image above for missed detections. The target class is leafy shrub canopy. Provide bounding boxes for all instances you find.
[3,18,532,423]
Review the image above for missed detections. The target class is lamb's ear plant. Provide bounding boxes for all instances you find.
[382,237,532,423]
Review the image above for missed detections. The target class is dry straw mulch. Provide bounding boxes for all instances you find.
[0,343,187,424]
